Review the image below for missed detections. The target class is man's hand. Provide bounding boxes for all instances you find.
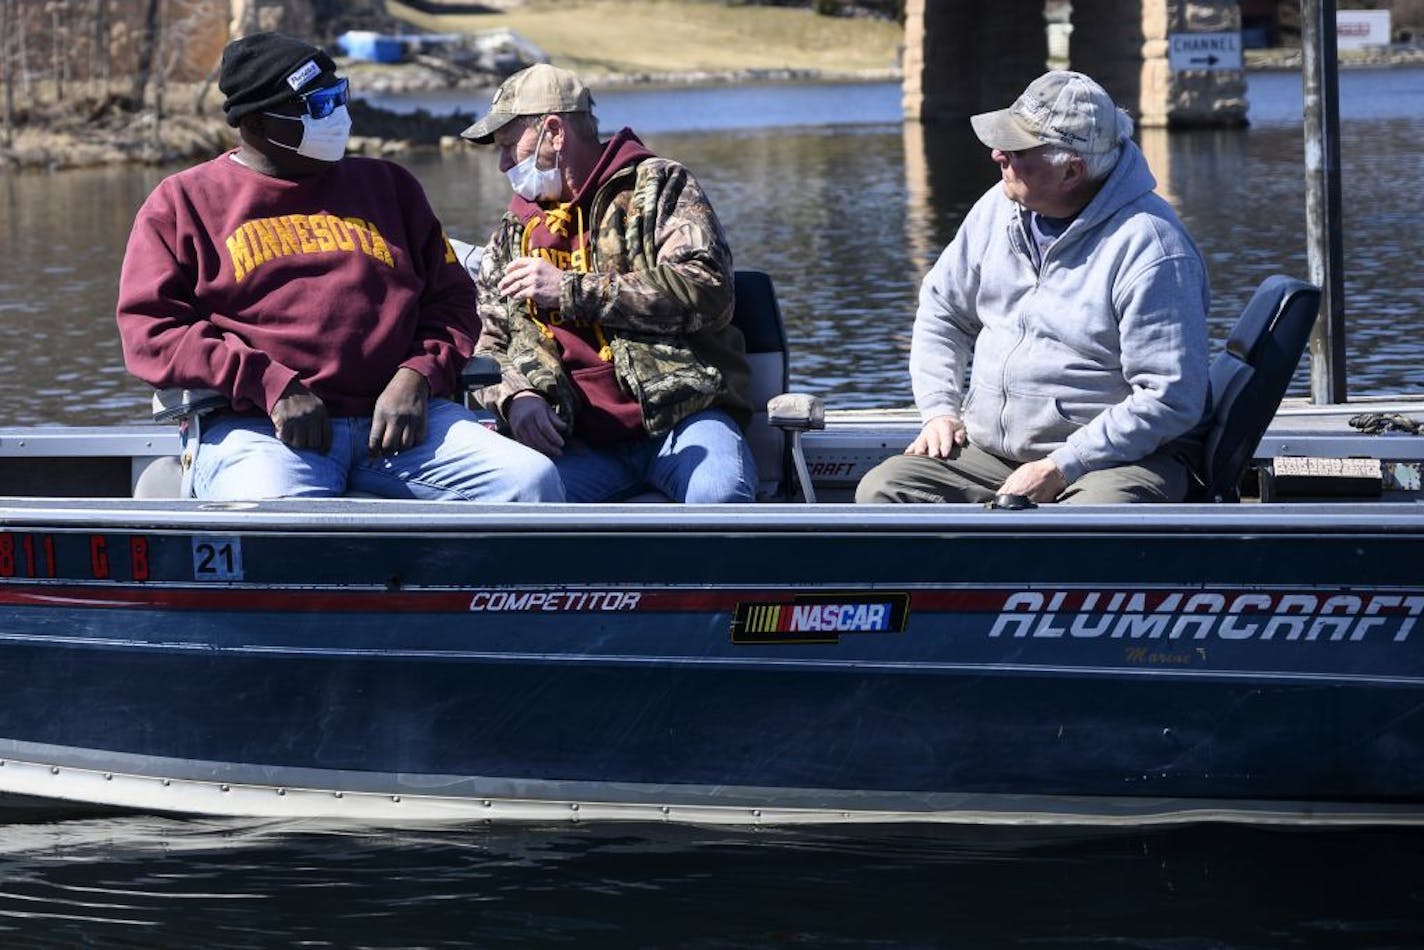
[905,414,967,458]
[369,367,430,456]
[271,380,331,454]
[497,257,563,309]
[999,458,1068,503]
[507,390,569,457]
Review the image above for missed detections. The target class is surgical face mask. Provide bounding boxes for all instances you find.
[262,105,352,163]
[505,122,562,202]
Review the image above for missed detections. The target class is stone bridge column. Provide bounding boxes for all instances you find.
[903,0,1248,128]
[1072,0,1246,127]
[902,0,1051,122]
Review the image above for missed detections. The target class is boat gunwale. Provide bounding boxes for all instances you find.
[0,497,1422,535]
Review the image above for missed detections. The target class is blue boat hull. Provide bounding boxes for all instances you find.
[0,500,1420,823]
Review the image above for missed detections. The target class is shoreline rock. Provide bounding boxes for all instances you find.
[3,50,1421,171]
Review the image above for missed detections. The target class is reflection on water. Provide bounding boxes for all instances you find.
[0,70,1421,425]
[0,816,1421,945]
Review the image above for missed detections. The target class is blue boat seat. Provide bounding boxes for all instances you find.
[1198,274,1321,502]
[731,269,793,501]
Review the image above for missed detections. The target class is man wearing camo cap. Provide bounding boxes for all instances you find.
[858,70,1210,506]
[461,64,755,504]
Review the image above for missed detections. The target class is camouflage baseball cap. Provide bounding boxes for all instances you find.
[461,64,594,144]
[970,71,1124,155]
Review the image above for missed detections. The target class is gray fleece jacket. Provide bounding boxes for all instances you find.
[909,140,1210,484]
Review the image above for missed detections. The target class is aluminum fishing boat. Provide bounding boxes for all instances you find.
[0,266,1419,826]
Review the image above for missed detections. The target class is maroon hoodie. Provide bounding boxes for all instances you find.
[509,128,655,444]
[116,153,477,417]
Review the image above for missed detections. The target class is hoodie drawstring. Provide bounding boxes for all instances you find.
[518,205,610,361]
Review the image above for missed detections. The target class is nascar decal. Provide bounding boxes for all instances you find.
[731,592,910,645]
[984,589,1424,643]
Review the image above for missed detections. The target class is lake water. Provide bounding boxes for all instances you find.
[1,72,1423,945]
[1,70,1422,426]
[0,816,1421,944]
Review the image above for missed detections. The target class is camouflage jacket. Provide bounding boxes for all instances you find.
[473,156,750,437]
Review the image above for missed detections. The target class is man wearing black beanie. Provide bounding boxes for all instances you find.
[219,32,340,127]
[115,32,563,502]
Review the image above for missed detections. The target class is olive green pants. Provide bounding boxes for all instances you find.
[854,442,1193,505]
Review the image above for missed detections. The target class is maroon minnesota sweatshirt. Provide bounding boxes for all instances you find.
[116,152,477,417]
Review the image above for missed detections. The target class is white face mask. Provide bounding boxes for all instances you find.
[506,122,562,202]
[263,105,352,163]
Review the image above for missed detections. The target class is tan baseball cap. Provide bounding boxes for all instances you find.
[970,71,1123,155]
[461,64,594,144]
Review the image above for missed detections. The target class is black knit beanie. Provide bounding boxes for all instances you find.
[220,32,337,127]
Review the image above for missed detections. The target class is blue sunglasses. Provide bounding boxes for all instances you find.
[296,77,349,119]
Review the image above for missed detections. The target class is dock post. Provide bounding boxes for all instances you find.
[1301,0,1348,403]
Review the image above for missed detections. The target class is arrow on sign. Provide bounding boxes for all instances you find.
[1189,54,1221,66]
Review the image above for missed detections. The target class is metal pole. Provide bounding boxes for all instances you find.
[1300,0,1347,403]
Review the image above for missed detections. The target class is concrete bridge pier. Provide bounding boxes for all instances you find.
[901,0,1050,124]
[1076,0,1247,127]
[903,0,1248,129]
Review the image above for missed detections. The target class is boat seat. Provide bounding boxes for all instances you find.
[1198,274,1322,502]
[138,388,227,497]
[731,269,795,501]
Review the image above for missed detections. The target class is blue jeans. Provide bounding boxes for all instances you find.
[190,398,564,501]
[554,408,756,503]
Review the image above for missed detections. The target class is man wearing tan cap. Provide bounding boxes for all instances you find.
[857,70,1210,506]
[461,64,755,503]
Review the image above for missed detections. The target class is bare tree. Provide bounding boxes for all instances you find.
[16,0,31,101]
[1,0,12,150]
[47,1,67,103]
[152,0,167,146]
[92,0,110,99]
[129,0,161,106]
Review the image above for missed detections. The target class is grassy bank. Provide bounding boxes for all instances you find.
[385,0,904,80]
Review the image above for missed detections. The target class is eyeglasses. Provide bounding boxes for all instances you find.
[296,77,349,119]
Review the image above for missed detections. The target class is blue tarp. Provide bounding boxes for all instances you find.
[337,31,404,63]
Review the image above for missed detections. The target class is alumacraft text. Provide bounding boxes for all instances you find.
[987,590,1424,642]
